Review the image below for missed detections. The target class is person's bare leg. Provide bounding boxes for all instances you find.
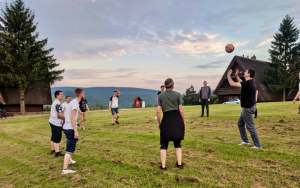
[175,148,182,165]
[54,143,60,153]
[51,141,54,150]
[81,122,85,129]
[160,149,167,168]
[111,115,114,124]
[116,114,119,121]
[63,154,72,169]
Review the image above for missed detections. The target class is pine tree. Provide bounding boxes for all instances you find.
[0,0,64,114]
[264,15,300,101]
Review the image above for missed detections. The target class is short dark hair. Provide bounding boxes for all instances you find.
[74,88,84,97]
[114,90,118,92]
[65,96,71,99]
[54,90,62,98]
[248,69,256,78]
[161,85,164,88]
[164,78,174,89]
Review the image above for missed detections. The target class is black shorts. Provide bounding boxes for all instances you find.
[50,123,62,143]
[160,140,182,150]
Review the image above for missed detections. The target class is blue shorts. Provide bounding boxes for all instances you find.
[63,129,79,155]
[111,108,119,115]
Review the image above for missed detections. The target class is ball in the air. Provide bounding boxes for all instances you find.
[225,44,234,53]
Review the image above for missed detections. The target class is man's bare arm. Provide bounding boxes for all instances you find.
[234,69,243,82]
[179,104,186,125]
[256,90,258,102]
[58,112,65,120]
[86,104,90,112]
[156,106,162,129]
[71,109,79,138]
[227,69,241,87]
[118,91,121,97]
[109,101,112,110]
[293,90,300,104]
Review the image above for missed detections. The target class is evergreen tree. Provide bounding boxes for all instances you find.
[264,15,300,101]
[182,85,196,105]
[0,0,64,114]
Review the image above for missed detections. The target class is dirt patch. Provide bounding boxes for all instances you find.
[145,145,153,148]
[207,148,214,153]
[252,182,266,188]
[122,179,129,184]
[81,167,94,173]
[220,173,229,182]
[114,160,122,164]
[217,184,225,188]
[116,176,124,181]
[177,175,202,183]
[231,181,244,186]
[1,180,14,188]
[279,119,286,123]
[71,175,85,183]
[6,172,13,176]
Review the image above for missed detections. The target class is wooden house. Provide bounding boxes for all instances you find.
[0,85,52,114]
[213,55,295,104]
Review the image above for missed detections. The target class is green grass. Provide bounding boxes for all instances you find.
[0,102,300,187]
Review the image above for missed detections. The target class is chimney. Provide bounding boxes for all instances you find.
[251,54,256,60]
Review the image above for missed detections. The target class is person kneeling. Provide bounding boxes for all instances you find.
[157,78,186,171]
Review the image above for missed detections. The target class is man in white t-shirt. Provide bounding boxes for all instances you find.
[62,88,85,174]
[109,90,121,125]
[62,96,72,113]
[49,90,65,157]
[292,72,300,105]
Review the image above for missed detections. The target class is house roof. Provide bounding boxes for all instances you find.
[214,55,282,102]
[132,96,143,101]
[0,85,52,105]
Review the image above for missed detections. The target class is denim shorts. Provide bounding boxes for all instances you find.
[63,129,79,154]
[111,108,119,115]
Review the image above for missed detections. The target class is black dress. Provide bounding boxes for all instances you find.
[160,110,185,143]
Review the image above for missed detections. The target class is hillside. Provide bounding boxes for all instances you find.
[51,87,159,107]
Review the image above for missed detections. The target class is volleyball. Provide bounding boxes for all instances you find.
[225,44,234,53]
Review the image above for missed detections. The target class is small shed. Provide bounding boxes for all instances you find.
[132,96,143,108]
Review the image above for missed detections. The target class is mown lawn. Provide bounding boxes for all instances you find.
[0,102,300,188]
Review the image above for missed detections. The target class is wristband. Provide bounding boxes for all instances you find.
[235,75,238,78]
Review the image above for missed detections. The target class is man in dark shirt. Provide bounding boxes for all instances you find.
[155,85,165,120]
[1,109,7,119]
[78,98,90,130]
[228,68,262,149]
[199,81,211,117]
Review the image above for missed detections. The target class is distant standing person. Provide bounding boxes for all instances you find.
[157,78,186,171]
[49,90,65,157]
[228,69,262,149]
[109,90,121,125]
[155,85,165,120]
[1,109,7,119]
[292,72,300,106]
[62,96,72,113]
[78,98,90,130]
[62,88,85,174]
[199,81,211,117]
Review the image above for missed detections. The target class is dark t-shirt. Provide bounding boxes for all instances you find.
[157,91,162,96]
[79,99,88,112]
[240,79,257,108]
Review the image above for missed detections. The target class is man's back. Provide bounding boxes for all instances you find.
[158,90,183,112]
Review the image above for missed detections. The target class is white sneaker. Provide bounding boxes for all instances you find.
[62,169,77,174]
[82,127,85,130]
[251,146,263,149]
[238,142,251,146]
[69,158,76,164]
[154,116,157,120]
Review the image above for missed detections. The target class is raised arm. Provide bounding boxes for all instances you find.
[227,69,241,87]
[234,69,243,82]
[118,90,121,97]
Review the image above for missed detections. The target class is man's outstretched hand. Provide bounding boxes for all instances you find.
[234,69,239,76]
[227,69,233,75]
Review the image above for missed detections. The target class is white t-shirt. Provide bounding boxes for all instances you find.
[49,99,63,127]
[62,102,69,115]
[63,99,79,130]
[110,95,119,108]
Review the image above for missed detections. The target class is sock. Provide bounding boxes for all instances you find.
[63,169,67,171]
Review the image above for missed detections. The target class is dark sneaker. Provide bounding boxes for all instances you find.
[112,123,114,125]
[49,150,55,155]
[115,121,119,124]
[254,116,257,118]
[55,152,65,158]
[160,166,166,171]
[77,124,80,128]
[176,163,183,169]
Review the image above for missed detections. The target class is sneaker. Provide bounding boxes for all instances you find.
[154,116,157,120]
[82,127,85,130]
[55,152,65,158]
[176,163,183,169]
[115,121,119,124]
[251,146,263,149]
[238,142,251,146]
[77,124,80,128]
[62,169,77,174]
[160,166,166,171]
[112,123,114,125]
[69,158,76,164]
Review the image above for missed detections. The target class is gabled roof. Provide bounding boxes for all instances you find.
[0,85,52,105]
[132,96,143,101]
[214,56,282,102]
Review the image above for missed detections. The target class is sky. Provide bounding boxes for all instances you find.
[1,0,300,93]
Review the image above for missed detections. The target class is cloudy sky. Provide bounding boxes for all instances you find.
[2,0,300,93]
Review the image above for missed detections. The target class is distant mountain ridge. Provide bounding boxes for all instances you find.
[51,87,159,108]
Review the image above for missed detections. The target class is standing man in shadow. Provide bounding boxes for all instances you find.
[199,81,211,117]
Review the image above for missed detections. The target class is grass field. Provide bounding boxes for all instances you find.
[1,102,300,188]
